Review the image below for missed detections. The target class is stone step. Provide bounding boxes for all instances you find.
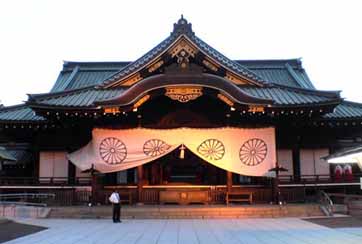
[0,205,51,218]
[48,204,324,219]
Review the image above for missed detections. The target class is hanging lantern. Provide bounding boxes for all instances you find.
[179,144,186,159]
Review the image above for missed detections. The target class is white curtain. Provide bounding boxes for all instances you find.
[327,152,362,169]
[68,127,276,176]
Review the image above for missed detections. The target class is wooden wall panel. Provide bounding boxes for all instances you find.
[300,148,330,175]
[39,151,68,178]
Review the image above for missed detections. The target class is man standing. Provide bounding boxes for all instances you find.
[109,190,121,223]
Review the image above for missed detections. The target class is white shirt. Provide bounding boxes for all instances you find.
[109,192,120,204]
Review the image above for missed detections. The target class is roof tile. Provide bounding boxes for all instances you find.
[323,101,362,119]
[0,105,45,122]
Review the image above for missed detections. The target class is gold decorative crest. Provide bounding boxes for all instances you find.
[202,59,218,72]
[225,72,248,85]
[134,95,150,109]
[122,73,142,86]
[248,105,265,113]
[217,93,234,107]
[165,86,203,103]
[104,107,120,114]
[148,60,164,73]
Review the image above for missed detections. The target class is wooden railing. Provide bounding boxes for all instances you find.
[0,186,308,206]
[0,177,92,186]
[318,190,334,216]
[0,174,361,187]
[279,173,362,185]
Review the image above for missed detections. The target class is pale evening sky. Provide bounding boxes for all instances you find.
[0,0,361,106]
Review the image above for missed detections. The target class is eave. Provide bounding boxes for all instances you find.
[96,73,273,108]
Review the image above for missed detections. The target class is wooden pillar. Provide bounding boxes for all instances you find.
[227,171,233,192]
[273,163,280,204]
[91,172,98,205]
[292,146,301,182]
[137,165,144,203]
[0,160,2,195]
[68,161,76,185]
[33,147,40,184]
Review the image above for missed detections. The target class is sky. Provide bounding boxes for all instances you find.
[0,0,361,106]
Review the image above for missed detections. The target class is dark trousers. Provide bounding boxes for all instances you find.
[112,203,120,222]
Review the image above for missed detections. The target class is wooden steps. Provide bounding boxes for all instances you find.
[49,204,324,219]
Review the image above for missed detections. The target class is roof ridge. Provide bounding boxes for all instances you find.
[28,85,125,102]
[191,35,267,84]
[64,61,131,65]
[0,104,28,113]
[235,58,301,62]
[28,86,96,101]
[285,63,308,88]
[101,35,175,86]
[340,100,362,107]
[59,65,80,91]
[269,83,341,98]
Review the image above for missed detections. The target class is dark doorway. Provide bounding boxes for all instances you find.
[144,146,227,185]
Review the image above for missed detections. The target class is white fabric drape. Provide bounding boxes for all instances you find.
[327,152,362,169]
[68,127,276,176]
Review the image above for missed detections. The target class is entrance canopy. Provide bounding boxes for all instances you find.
[68,127,276,176]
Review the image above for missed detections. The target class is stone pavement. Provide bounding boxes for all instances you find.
[0,220,46,243]
[3,218,362,244]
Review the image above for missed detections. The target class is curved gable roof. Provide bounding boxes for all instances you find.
[101,16,268,88]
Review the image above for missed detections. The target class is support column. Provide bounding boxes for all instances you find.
[137,165,144,204]
[68,161,76,185]
[292,146,301,182]
[91,172,98,205]
[33,147,40,184]
[273,163,280,204]
[227,171,233,192]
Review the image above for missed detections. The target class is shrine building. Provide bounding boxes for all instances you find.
[1,17,361,205]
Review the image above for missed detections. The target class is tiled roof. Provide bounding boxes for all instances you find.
[237,60,315,89]
[29,88,125,108]
[239,86,339,106]
[27,84,339,109]
[50,59,314,92]
[2,96,362,123]
[0,105,45,122]
[3,17,361,123]
[323,101,362,119]
[102,36,177,85]
[51,62,127,92]
[190,35,267,84]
